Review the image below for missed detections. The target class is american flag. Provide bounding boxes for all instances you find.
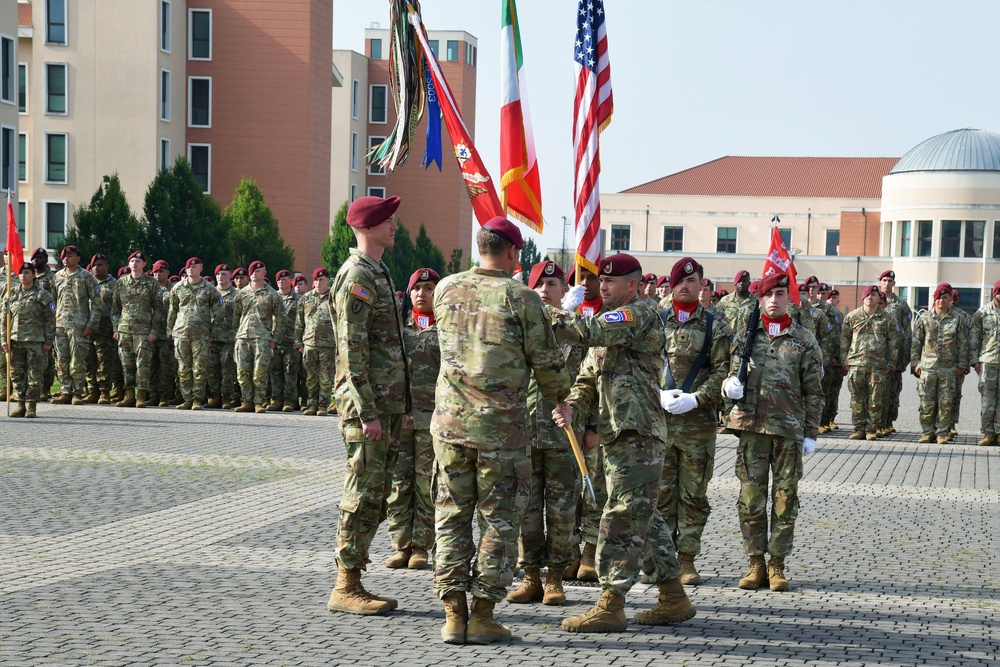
[573,0,613,275]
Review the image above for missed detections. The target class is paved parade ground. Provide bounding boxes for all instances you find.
[2,374,999,666]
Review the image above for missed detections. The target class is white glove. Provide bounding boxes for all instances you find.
[722,377,744,400]
[659,389,677,410]
[563,285,587,313]
[666,392,698,415]
[801,438,816,457]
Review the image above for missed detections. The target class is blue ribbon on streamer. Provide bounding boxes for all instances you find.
[422,63,442,171]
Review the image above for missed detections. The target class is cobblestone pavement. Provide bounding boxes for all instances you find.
[2,373,999,666]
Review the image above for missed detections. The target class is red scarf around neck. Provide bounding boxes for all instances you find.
[672,299,699,324]
[579,296,604,318]
[412,308,435,331]
[761,313,791,337]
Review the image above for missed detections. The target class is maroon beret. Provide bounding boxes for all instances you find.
[993,279,1000,298]
[312,267,330,281]
[31,247,48,260]
[758,272,791,296]
[879,270,895,281]
[408,267,442,293]
[952,289,961,300]
[734,269,751,283]
[668,257,701,288]
[598,253,642,277]
[185,257,202,270]
[118,266,130,277]
[818,282,831,292]
[293,273,307,284]
[231,267,248,278]
[347,195,401,229]
[700,278,713,289]
[168,275,180,283]
[642,273,657,283]
[60,245,81,259]
[527,262,564,289]
[248,260,265,274]
[804,275,819,286]
[861,285,881,300]
[128,250,146,262]
[933,283,953,300]
[152,259,170,272]
[215,264,231,275]
[275,269,292,280]
[656,275,669,288]
[828,289,840,297]
[482,216,524,250]
[749,280,760,295]
[798,283,810,293]
[712,290,722,299]
[19,262,36,273]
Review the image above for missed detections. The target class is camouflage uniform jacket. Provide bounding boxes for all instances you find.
[213,285,239,343]
[154,282,172,340]
[295,289,335,349]
[726,320,824,442]
[719,292,756,333]
[911,308,969,371]
[431,266,569,451]
[956,309,973,369]
[660,303,734,427]
[815,299,844,363]
[971,300,1000,364]
[331,248,409,423]
[276,290,300,346]
[403,314,440,431]
[52,267,102,331]
[787,301,815,338]
[884,294,913,370]
[807,302,837,365]
[548,297,666,446]
[35,266,56,295]
[168,279,222,340]
[527,336,587,450]
[233,282,286,343]
[841,307,900,369]
[112,274,164,335]
[4,284,56,343]
[94,275,117,338]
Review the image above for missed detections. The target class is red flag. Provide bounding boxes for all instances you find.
[5,200,23,277]
[763,226,799,304]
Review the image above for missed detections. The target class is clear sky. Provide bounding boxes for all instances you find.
[334,0,1000,256]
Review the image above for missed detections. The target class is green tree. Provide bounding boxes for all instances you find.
[321,201,356,273]
[519,237,542,283]
[384,221,417,291]
[225,178,295,273]
[413,224,446,275]
[446,248,463,275]
[61,173,142,270]
[141,157,230,271]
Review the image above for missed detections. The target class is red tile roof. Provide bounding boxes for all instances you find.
[622,156,900,199]
[18,3,32,28]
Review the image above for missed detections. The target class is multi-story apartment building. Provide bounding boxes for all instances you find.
[0,0,19,249]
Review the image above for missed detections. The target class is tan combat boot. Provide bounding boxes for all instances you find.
[70,394,84,405]
[134,390,150,409]
[506,567,543,603]
[98,392,112,405]
[0,387,6,401]
[408,548,429,570]
[543,568,566,606]
[634,577,697,625]
[25,401,37,418]
[9,401,26,418]
[176,400,193,410]
[206,395,221,409]
[738,555,767,590]
[917,433,934,443]
[303,403,318,416]
[385,548,411,569]
[52,393,73,405]
[234,401,254,413]
[937,435,950,445]
[466,598,511,644]
[768,556,789,591]
[818,424,829,435]
[266,400,282,412]
[979,434,997,446]
[317,406,328,416]
[440,591,468,644]
[221,398,236,410]
[191,399,203,411]
[326,567,393,616]
[848,431,865,440]
[563,545,582,580]
[577,542,598,582]
[678,552,701,585]
[85,392,101,404]
[561,588,627,633]
[282,400,295,413]
[865,432,878,441]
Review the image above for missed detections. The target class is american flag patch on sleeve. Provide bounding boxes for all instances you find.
[350,284,372,303]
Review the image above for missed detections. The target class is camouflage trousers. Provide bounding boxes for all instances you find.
[735,432,803,557]
[8,342,46,401]
[54,327,92,396]
[43,347,55,396]
[579,441,607,546]
[268,343,300,404]
[517,446,581,570]
[336,414,402,571]
[174,338,210,402]
[86,334,120,395]
[917,369,958,437]
[385,425,435,552]
[149,339,176,400]
[656,424,716,556]
[952,370,968,427]
[207,340,236,402]
[432,441,531,603]
[848,366,889,433]
[821,363,844,425]
[118,334,154,391]
[235,339,273,406]
[302,345,335,409]
[885,370,904,426]
[979,363,1000,435]
[600,430,680,596]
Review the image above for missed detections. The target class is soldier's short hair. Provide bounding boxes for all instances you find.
[476,226,512,257]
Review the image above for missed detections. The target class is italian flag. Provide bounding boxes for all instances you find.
[500,0,544,232]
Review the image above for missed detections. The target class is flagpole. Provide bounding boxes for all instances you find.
[5,248,11,417]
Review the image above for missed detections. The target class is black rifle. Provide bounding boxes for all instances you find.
[735,297,760,402]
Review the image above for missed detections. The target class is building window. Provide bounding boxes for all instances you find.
[428,40,439,58]
[964,220,985,258]
[914,287,929,310]
[370,39,382,60]
[160,69,170,121]
[17,201,26,239]
[899,220,912,257]
[465,43,477,67]
[917,220,932,257]
[369,85,387,124]
[187,144,210,194]
[957,288,981,313]
[611,224,630,251]
[189,9,212,60]
[994,222,1000,260]
[1,36,13,105]
[446,40,459,61]
[940,220,961,258]
[45,63,67,114]
[45,133,67,184]
[18,63,27,113]
[825,229,840,256]
[716,227,737,254]
[350,184,358,202]
[45,201,66,249]
[368,136,386,175]
[160,137,170,171]
[0,127,13,192]
[778,228,792,249]
[897,286,908,304]
[662,226,683,252]
[18,132,26,182]
[351,80,360,119]
[160,1,171,52]
[188,77,211,127]
[367,186,386,198]
[350,132,359,172]
[46,0,67,45]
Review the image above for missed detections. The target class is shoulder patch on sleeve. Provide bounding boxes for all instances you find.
[50,302,56,311]
[350,283,371,303]
[602,308,634,324]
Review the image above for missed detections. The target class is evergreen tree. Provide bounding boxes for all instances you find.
[446,248,463,275]
[321,201,356,272]
[225,178,295,273]
[384,221,416,291]
[519,237,542,283]
[61,173,142,269]
[413,224,446,275]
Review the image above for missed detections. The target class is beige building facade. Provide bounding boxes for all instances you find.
[331,49,369,214]
[1,0,21,252]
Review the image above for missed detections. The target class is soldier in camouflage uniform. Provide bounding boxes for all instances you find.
[723,272,824,592]
[841,285,900,440]
[506,261,584,607]
[295,267,336,416]
[432,219,568,644]
[970,279,1000,446]
[719,270,756,334]
[818,285,845,430]
[168,258,221,410]
[912,283,970,444]
[30,248,57,400]
[325,196,409,619]
[207,264,238,409]
[786,294,816,338]
[801,277,837,373]
[878,271,912,435]
[232,261,286,413]
[384,268,441,572]
[551,253,695,633]
[3,263,56,418]
[149,260,176,406]
[267,269,301,412]
[697,277,725,321]
[84,254,119,404]
[652,258,732,587]
[293,273,310,407]
[112,251,164,408]
[949,290,973,437]
[50,246,102,404]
